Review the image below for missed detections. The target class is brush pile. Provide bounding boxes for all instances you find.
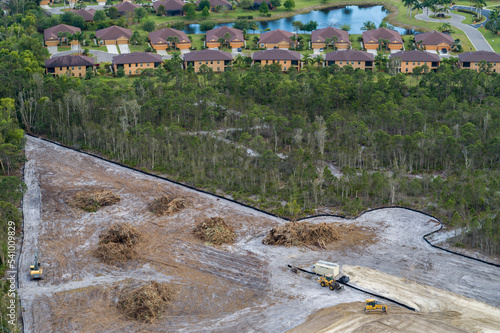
[70,189,120,212]
[193,217,235,245]
[118,281,176,323]
[263,222,368,249]
[148,195,186,216]
[93,223,142,264]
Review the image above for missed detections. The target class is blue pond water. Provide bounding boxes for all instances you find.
[183,5,413,35]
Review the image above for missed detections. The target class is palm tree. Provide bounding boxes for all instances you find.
[167,36,179,50]
[361,20,376,30]
[313,55,323,68]
[402,0,413,17]
[411,0,422,18]
[302,53,311,65]
[452,38,462,52]
[72,32,85,54]
[378,38,390,51]
[224,32,232,48]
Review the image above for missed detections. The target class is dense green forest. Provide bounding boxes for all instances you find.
[0,5,499,280]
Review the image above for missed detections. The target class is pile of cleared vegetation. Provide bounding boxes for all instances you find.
[93,223,142,264]
[263,222,372,249]
[118,281,176,323]
[193,217,236,245]
[70,189,120,212]
[148,194,186,216]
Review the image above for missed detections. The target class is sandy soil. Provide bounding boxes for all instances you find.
[18,136,500,333]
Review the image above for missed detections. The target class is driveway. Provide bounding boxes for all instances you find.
[157,49,168,56]
[106,44,119,54]
[47,46,58,55]
[415,11,494,52]
[118,44,130,54]
[52,50,116,63]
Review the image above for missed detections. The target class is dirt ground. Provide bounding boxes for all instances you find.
[18,136,500,333]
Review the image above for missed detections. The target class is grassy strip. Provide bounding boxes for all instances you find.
[478,27,500,52]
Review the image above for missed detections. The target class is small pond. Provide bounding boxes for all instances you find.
[183,5,414,35]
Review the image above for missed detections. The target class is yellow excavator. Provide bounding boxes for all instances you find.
[365,299,388,314]
[30,250,43,280]
[318,275,342,291]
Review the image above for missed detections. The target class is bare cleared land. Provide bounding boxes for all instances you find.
[18,136,500,332]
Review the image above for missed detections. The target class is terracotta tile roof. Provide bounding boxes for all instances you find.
[259,29,296,45]
[45,55,94,68]
[458,51,500,62]
[196,0,232,7]
[149,28,190,44]
[44,24,81,41]
[206,26,244,43]
[390,50,440,62]
[153,0,184,11]
[112,52,163,65]
[183,49,233,61]
[311,27,349,43]
[325,50,374,61]
[362,27,402,44]
[113,1,140,13]
[415,31,454,46]
[253,49,301,61]
[96,25,133,40]
[71,8,96,22]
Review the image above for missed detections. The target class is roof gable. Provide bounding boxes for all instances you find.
[390,50,440,62]
[113,1,140,12]
[325,50,374,61]
[415,31,454,46]
[112,52,163,64]
[311,27,349,43]
[362,27,402,44]
[206,26,244,43]
[45,55,94,67]
[259,29,296,44]
[153,0,184,11]
[183,49,233,61]
[44,24,81,40]
[458,51,500,62]
[96,25,133,40]
[148,28,190,44]
[253,49,301,61]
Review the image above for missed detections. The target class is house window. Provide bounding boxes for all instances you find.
[418,62,420,65]
[261,43,265,48]
[217,61,220,64]
[406,68,408,72]
[60,67,63,70]
[129,71,131,74]
[406,62,408,65]
[206,61,208,64]
[340,61,342,64]
[211,61,213,64]
[358,61,360,65]
[413,62,415,65]
[217,67,220,71]
[72,66,74,70]
[79,66,81,69]
[141,63,143,67]
[284,67,286,70]
[199,61,202,65]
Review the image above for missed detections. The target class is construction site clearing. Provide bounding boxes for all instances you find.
[18,136,500,333]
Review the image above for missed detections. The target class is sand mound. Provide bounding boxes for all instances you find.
[193,217,236,245]
[263,222,371,249]
[70,189,120,212]
[118,281,176,323]
[148,195,186,216]
[94,223,142,264]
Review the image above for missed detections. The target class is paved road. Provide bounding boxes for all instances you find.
[451,5,491,28]
[416,11,494,52]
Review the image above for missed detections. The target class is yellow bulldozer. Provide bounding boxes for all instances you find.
[365,299,388,314]
[318,275,342,291]
[29,250,43,280]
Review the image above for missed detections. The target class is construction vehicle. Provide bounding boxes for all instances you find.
[365,299,388,314]
[318,275,343,291]
[30,250,43,280]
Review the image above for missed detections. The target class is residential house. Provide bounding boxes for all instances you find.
[149,28,191,51]
[252,49,301,71]
[325,50,374,70]
[45,55,95,77]
[390,50,440,73]
[414,31,454,53]
[44,24,81,47]
[205,26,244,49]
[112,52,163,75]
[153,0,185,16]
[96,26,133,45]
[311,27,350,50]
[458,51,500,72]
[362,27,403,51]
[259,29,297,49]
[113,1,141,15]
[197,0,232,11]
[183,50,233,72]
[71,8,96,22]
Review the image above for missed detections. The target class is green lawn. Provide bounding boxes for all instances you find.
[478,27,500,52]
